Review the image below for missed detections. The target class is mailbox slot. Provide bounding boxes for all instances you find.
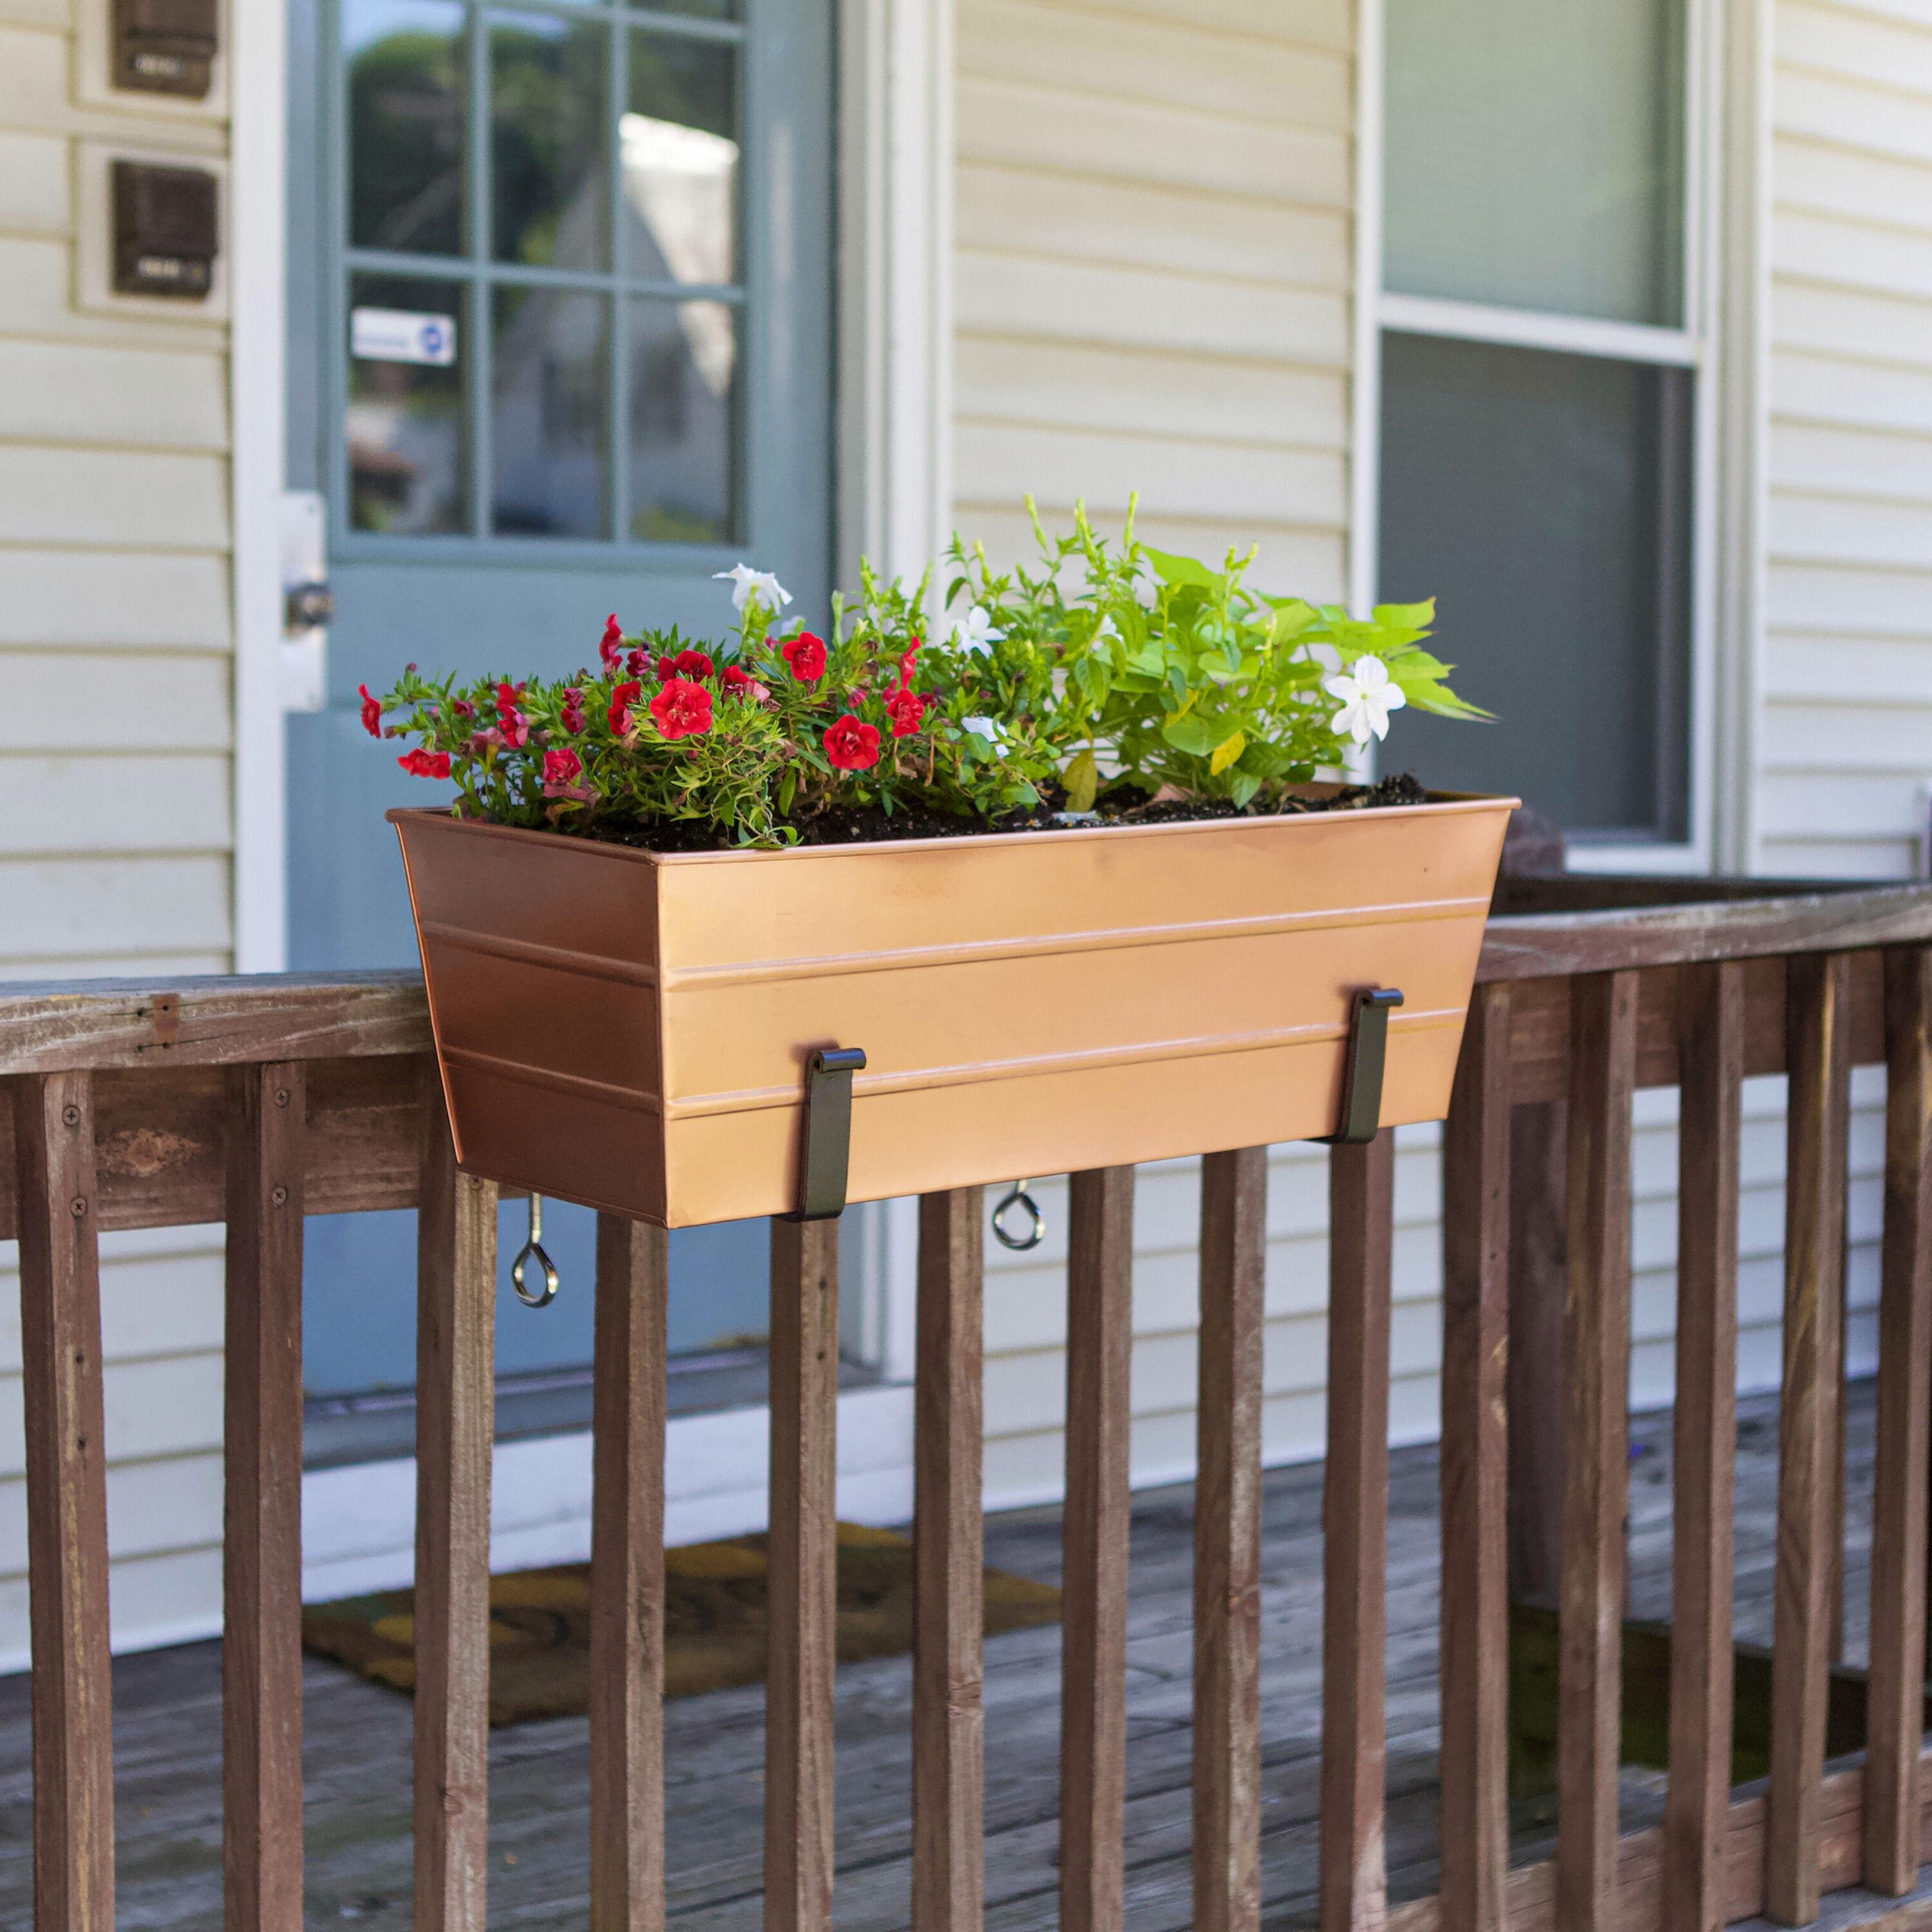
[111,0,218,98]
[111,160,219,299]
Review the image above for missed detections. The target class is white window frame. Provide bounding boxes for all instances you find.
[1352,0,1736,875]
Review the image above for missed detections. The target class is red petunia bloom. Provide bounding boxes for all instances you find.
[782,632,827,683]
[650,676,713,741]
[672,648,715,680]
[542,746,595,800]
[359,683,383,737]
[493,679,530,748]
[600,614,624,670]
[824,713,881,772]
[884,688,925,738]
[398,748,452,779]
[627,649,651,678]
[560,686,587,734]
[721,663,754,694]
[896,639,920,690]
[607,679,642,734]
[451,697,474,720]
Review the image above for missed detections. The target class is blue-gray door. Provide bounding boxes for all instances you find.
[286,0,831,1407]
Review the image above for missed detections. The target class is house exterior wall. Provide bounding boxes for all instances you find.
[1759,0,1932,879]
[0,0,237,1662]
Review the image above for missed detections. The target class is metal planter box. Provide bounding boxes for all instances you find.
[390,794,1514,1227]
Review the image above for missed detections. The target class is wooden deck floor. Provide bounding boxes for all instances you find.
[0,1383,1893,1931]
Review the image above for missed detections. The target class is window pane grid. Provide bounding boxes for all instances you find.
[338,0,743,545]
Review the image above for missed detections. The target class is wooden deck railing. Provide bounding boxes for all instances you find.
[6,880,1932,1932]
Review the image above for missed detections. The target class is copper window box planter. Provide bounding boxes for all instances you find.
[390,793,1515,1228]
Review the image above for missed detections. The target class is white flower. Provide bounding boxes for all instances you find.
[1094,615,1120,642]
[1322,656,1407,746]
[950,606,1006,656]
[961,715,1005,744]
[714,562,792,615]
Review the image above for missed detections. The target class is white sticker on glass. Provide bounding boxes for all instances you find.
[350,307,459,367]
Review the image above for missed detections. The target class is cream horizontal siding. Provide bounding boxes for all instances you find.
[0,0,236,1663]
[952,0,1355,595]
[1761,0,1932,878]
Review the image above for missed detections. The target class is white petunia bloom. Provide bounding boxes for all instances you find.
[1322,656,1407,746]
[714,562,793,614]
[950,606,1006,656]
[960,715,1005,744]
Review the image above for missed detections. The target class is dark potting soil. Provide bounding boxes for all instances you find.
[582,771,1432,855]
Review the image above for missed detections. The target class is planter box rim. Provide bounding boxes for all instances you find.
[386,788,1520,867]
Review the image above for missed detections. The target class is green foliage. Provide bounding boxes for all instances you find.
[368,498,1482,844]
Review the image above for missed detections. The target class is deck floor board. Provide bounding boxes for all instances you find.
[0,1384,1886,1930]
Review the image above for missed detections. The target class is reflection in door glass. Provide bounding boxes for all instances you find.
[625,32,738,285]
[490,12,608,270]
[630,298,735,542]
[493,287,609,536]
[346,274,467,533]
[345,0,465,256]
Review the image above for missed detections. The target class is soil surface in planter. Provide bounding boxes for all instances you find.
[578,771,1432,854]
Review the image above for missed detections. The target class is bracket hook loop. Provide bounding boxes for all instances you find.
[511,1191,560,1308]
[991,1181,1046,1252]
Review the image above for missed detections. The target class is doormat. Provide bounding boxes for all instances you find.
[301,1522,1062,1727]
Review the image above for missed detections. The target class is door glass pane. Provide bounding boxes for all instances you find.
[1377,331,1692,838]
[345,0,465,256]
[492,286,609,535]
[1384,0,1685,326]
[625,30,739,285]
[490,10,609,270]
[630,296,735,542]
[346,272,468,533]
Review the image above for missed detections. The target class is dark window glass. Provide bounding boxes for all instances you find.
[346,273,467,533]
[629,296,735,542]
[492,286,609,536]
[1378,330,1692,839]
[625,30,739,285]
[490,11,609,270]
[345,0,465,256]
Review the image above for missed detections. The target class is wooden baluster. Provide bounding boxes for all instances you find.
[414,1072,498,1932]
[590,1213,668,1932]
[1766,951,1852,1926]
[223,1063,308,1932]
[1440,981,1513,1932]
[1321,1134,1392,1932]
[766,1217,840,1932]
[1558,969,1638,1932]
[1665,965,1741,1932]
[1061,1165,1135,1932]
[1195,1147,1267,1932]
[1863,949,1932,1895]
[914,1189,986,1932]
[15,1070,114,1932]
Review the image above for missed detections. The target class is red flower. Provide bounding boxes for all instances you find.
[450,697,474,720]
[672,648,715,680]
[884,688,925,738]
[600,614,624,670]
[359,683,383,737]
[493,679,530,748]
[560,686,587,734]
[628,649,651,677]
[896,640,920,690]
[607,679,642,734]
[650,677,713,741]
[542,746,595,800]
[721,664,754,695]
[398,748,452,779]
[782,632,827,683]
[824,713,881,772]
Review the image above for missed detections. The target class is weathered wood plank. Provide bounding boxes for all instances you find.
[1063,1165,1136,1932]
[1864,949,1932,1895]
[1665,964,1741,1932]
[1560,970,1638,1932]
[591,1214,669,1932]
[914,1188,986,1932]
[0,970,429,1074]
[1194,1147,1266,1932]
[1478,884,1932,981]
[1506,1099,1566,1609]
[1439,980,1513,1932]
[413,1071,499,1932]
[766,1216,840,1932]
[1321,1133,1390,1932]
[222,1062,307,1932]
[14,1069,115,1932]
[1767,951,1853,1926]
